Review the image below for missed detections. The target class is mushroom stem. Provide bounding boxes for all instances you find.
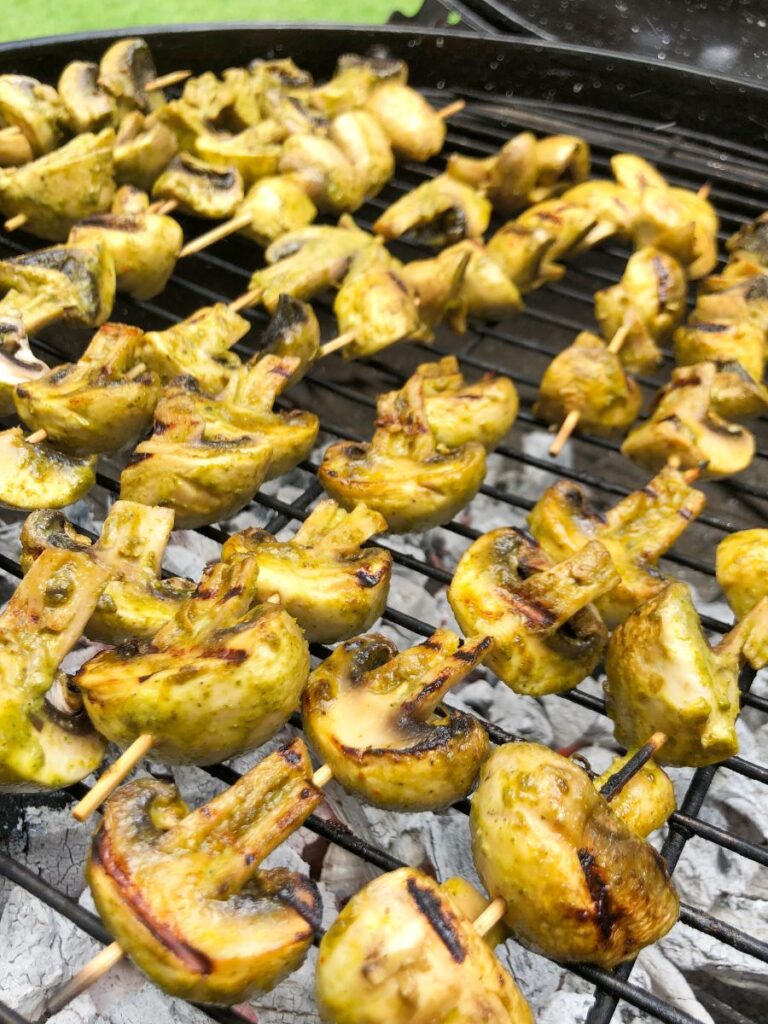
[4,212,27,232]
[145,69,193,92]
[71,733,156,822]
[179,210,254,258]
[228,286,263,313]
[40,941,125,1020]
[319,331,356,358]
[598,732,668,801]
[548,324,631,457]
[437,99,465,120]
[472,896,507,937]
[24,428,48,445]
[0,126,24,142]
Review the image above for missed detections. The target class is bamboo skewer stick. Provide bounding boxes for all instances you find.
[41,941,126,1019]
[145,69,193,92]
[319,331,356,358]
[24,428,48,445]
[4,212,27,232]
[437,98,466,119]
[72,734,156,822]
[548,322,631,457]
[149,198,179,215]
[228,287,263,313]
[598,732,668,801]
[179,210,253,258]
[472,896,507,937]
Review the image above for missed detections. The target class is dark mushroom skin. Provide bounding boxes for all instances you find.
[605,581,768,766]
[0,129,116,241]
[594,247,687,374]
[87,739,323,1004]
[449,131,590,216]
[365,81,447,162]
[332,244,422,358]
[470,743,680,968]
[621,362,755,477]
[419,354,518,450]
[373,173,491,249]
[0,427,96,510]
[303,630,491,811]
[716,529,768,620]
[222,499,391,643]
[259,294,320,384]
[0,239,116,334]
[0,313,48,415]
[152,153,244,220]
[69,186,183,300]
[316,867,533,1024]
[0,74,68,157]
[21,502,195,644]
[0,549,108,791]
[98,37,166,116]
[448,530,617,695]
[534,331,642,436]
[251,216,375,312]
[14,322,161,455]
[594,750,676,838]
[319,372,486,533]
[528,463,706,626]
[237,174,317,246]
[78,556,310,765]
[119,377,274,530]
[114,112,179,192]
[57,61,117,134]
[139,302,248,394]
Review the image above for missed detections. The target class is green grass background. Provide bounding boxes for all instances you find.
[1,0,423,43]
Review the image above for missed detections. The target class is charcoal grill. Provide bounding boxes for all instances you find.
[0,21,767,1024]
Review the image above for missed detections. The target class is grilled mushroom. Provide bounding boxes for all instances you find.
[251,216,374,311]
[534,330,642,436]
[330,109,394,199]
[87,740,323,1004]
[0,128,115,240]
[470,743,679,967]
[398,246,471,337]
[365,81,447,162]
[21,501,195,644]
[562,179,640,243]
[673,318,765,393]
[222,500,391,643]
[332,244,422,358]
[279,133,365,213]
[605,581,768,766]
[195,129,282,188]
[119,377,274,530]
[0,313,48,415]
[0,239,116,334]
[152,153,244,219]
[706,361,768,421]
[58,61,117,134]
[448,530,617,695]
[113,112,179,192]
[0,549,108,790]
[528,463,706,626]
[595,246,687,374]
[237,174,318,246]
[139,302,248,393]
[716,529,768,619]
[621,362,755,477]
[98,37,166,115]
[319,372,486,533]
[303,630,491,810]
[14,323,160,455]
[0,428,96,509]
[419,354,518,450]
[69,186,183,300]
[437,239,523,333]
[594,749,676,838]
[316,867,533,1024]
[0,74,67,157]
[259,293,320,383]
[78,556,310,764]
[374,173,491,248]
[308,57,398,117]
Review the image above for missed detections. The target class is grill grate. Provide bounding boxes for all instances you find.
[0,28,767,1024]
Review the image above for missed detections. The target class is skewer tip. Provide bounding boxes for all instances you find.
[472,896,506,937]
[548,409,580,457]
[145,69,193,93]
[4,212,28,232]
[319,331,356,358]
[437,98,465,120]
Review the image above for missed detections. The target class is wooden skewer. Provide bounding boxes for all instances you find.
[72,734,156,822]
[548,323,631,457]
[471,895,507,937]
[319,331,356,358]
[696,182,712,201]
[145,69,193,93]
[598,732,667,802]
[149,198,179,215]
[41,941,126,1019]
[228,287,263,313]
[125,362,148,380]
[4,212,27,232]
[179,210,254,258]
[437,98,465,119]
[24,428,48,445]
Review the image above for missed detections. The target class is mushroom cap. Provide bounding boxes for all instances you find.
[373,173,491,248]
[239,175,318,246]
[58,60,117,134]
[151,153,244,219]
[303,630,490,810]
[470,743,679,967]
[716,529,768,620]
[0,427,96,510]
[316,867,533,1024]
[365,81,447,162]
